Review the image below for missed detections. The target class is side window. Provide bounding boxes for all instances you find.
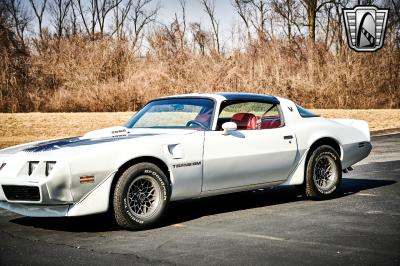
[296,104,319,118]
[217,101,282,130]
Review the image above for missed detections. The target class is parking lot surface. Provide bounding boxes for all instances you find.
[0,134,399,265]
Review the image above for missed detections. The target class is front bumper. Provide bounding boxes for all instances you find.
[0,180,72,217]
[0,171,116,217]
[0,178,73,205]
[0,142,117,217]
[0,201,70,217]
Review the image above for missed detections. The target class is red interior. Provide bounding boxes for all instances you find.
[231,113,257,130]
[195,113,211,124]
[260,116,281,129]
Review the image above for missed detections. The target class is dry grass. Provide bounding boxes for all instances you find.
[313,109,400,131]
[1,109,399,149]
[0,112,133,149]
[1,37,399,113]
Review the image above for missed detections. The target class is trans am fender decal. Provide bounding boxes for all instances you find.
[172,161,201,168]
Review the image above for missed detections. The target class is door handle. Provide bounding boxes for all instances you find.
[283,135,293,140]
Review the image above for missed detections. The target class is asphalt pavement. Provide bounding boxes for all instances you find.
[0,134,399,266]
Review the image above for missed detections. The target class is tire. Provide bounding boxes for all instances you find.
[113,162,171,230]
[304,145,342,199]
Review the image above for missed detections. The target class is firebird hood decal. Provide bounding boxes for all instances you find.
[23,134,159,152]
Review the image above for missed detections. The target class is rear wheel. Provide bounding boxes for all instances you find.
[304,145,342,199]
[113,163,170,230]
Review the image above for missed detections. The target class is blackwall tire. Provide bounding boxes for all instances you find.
[304,145,342,199]
[113,163,170,230]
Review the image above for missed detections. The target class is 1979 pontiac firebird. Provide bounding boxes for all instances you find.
[0,93,372,229]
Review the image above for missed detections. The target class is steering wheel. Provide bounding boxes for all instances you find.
[186,120,208,130]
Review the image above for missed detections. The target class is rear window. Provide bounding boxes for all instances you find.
[296,105,319,118]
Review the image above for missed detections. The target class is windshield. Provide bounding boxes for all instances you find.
[125,98,215,130]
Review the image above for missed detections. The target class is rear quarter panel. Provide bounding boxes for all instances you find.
[279,98,371,185]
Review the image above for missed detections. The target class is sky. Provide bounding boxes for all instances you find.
[158,0,237,31]
[156,0,240,49]
[29,0,368,51]
[34,0,241,50]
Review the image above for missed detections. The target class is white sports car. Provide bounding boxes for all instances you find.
[0,93,372,229]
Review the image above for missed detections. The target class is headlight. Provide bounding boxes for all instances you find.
[45,161,56,176]
[28,161,39,175]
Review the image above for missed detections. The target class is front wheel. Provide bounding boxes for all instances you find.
[113,163,170,230]
[304,145,342,199]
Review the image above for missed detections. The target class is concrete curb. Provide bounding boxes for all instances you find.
[371,128,400,136]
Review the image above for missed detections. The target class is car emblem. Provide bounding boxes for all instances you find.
[288,106,293,112]
[343,5,389,52]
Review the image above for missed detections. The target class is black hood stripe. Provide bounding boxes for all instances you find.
[23,134,158,152]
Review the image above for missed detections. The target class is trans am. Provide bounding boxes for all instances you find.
[0,93,372,229]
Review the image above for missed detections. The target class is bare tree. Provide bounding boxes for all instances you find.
[200,0,220,53]
[49,0,72,38]
[385,0,400,49]
[76,0,97,38]
[330,0,349,51]
[68,0,78,37]
[95,0,122,36]
[251,0,269,44]
[232,0,252,42]
[148,19,189,58]
[272,0,302,41]
[390,0,400,20]
[257,0,269,41]
[167,0,186,53]
[4,0,30,45]
[176,0,186,50]
[190,22,210,55]
[300,0,333,44]
[178,0,186,35]
[315,3,332,48]
[28,0,48,39]
[128,0,159,51]
[112,0,133,39]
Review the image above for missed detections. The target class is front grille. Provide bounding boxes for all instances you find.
[2,185,40,201]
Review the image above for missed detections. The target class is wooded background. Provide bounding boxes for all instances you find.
[0,0,399,112]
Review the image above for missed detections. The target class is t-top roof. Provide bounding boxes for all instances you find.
[217,93,280,104]
[159,92,280,104]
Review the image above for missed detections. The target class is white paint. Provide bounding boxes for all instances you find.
[0,93,372,217]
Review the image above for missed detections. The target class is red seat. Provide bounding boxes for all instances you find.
[231,113,257,130]
[260,116,281,129]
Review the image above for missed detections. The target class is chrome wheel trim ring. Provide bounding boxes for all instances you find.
[126,175,161,219]
[313,155,337,191]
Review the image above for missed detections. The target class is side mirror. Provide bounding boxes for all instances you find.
[222,122,237,135]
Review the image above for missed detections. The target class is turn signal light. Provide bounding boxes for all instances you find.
[45,162,56,176]
[28,161,39,175]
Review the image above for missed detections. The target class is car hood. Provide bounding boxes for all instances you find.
[0,126,199,157]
